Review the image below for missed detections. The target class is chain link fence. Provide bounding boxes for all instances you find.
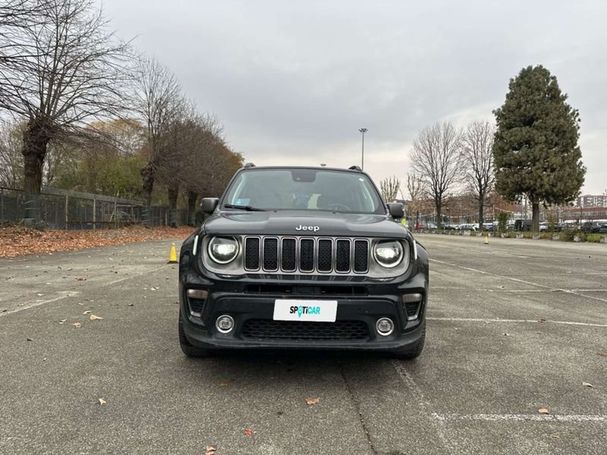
[0,187,188,229]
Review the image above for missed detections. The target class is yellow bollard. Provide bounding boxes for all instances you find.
[168,242,178,263]
[484,234,489,245]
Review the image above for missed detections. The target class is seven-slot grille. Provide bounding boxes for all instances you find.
[244,236,369,274]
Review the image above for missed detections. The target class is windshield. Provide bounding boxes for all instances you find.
[222,169,385,214]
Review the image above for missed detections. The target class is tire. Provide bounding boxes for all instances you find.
[392,321,426,360]
[178,311,210,358]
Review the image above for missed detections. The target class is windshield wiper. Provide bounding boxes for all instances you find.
[223,204,266,211]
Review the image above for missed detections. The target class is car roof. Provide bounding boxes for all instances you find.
[239,165,365,174]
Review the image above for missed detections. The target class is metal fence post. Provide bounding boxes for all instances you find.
[113,196,118,228]
[92,196,96,230]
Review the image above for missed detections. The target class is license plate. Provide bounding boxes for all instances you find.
[273,299,338,322]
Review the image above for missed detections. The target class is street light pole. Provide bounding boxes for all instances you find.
[358,128,367,170]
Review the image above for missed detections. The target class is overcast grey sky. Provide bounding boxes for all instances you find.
[103,0,607,195]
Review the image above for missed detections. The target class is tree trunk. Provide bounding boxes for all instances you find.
[140,162,155,226]
[531,201,540,232]
[186,191,198,226]
[478,192,485,232]
[435,199,442,229]
[141,162,155,207]
[21,120,50,223]
[167,183,179,228]
[22,121,50,194]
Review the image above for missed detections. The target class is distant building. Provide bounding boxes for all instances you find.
[576,194,607,208]
[561,205,607,222]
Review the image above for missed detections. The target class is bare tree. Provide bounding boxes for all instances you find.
[461,121,495,230]
[132,57,184,214]
[379,176,400,202]
[409,122,462,228]
[0,0,130,220]
[406,172,424,228]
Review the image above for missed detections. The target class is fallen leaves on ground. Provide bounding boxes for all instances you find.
[243,428,254,437]
[82,311,91,315]
[72,322,81,328]
[98,398,107,405]
[538,407,550,415]
[598,352,607,357]
[305,397,320,406]
[205,445,217,455]
[582,382,594,388]
[89,314,103,321]
[0,225,195,258]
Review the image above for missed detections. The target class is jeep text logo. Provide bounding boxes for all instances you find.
[295,225,320,232]
[290,305,321,317]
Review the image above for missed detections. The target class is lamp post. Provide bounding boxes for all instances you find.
[358,128,367,170]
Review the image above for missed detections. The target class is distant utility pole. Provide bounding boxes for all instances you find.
[359,128,367,170]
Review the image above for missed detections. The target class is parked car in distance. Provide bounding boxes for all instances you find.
[582,221,607,233]
[458,223,477,231]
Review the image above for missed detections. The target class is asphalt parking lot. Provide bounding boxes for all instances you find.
[1,234,606,454]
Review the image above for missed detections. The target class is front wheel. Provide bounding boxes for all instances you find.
[392,321,426,360]
[178,311,210,358]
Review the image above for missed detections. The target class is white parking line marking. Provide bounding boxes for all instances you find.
[430,258,607,303]
[428,317,607,328]
[392,361,457,452]
[0,291,80,317]
[433,286,607,293]
[107,265,168,285]
[1,265,169,317]
[432,413,607,423]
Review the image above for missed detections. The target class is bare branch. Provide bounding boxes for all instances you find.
[379,176,400,202]
[461,120,495,227]
[0,0,132,198]
[409,121,463,228]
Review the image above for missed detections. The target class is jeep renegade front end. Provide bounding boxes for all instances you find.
[178,165,429,358]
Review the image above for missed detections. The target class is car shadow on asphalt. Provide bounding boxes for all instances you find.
[175,349,412,390]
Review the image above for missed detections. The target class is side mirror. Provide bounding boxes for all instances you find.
[387,203,404,219]
[200,197,219,214]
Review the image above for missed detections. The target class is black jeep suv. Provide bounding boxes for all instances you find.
[178,165,429,358]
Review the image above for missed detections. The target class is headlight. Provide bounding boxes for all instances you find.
[373,240,404,268]
[208,237,239,264]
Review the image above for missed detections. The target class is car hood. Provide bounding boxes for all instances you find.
[203,210,408,238]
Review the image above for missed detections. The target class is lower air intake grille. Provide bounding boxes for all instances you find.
[241,319,370,341]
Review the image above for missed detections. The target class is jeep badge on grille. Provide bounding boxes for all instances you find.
[295,225,320,232]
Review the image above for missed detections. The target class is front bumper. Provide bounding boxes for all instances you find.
[179,270,428,353]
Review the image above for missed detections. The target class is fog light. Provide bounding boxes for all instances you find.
[215,315,234,334]
[376,317,394,336]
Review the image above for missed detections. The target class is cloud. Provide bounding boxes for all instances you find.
[103,0,607,193]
